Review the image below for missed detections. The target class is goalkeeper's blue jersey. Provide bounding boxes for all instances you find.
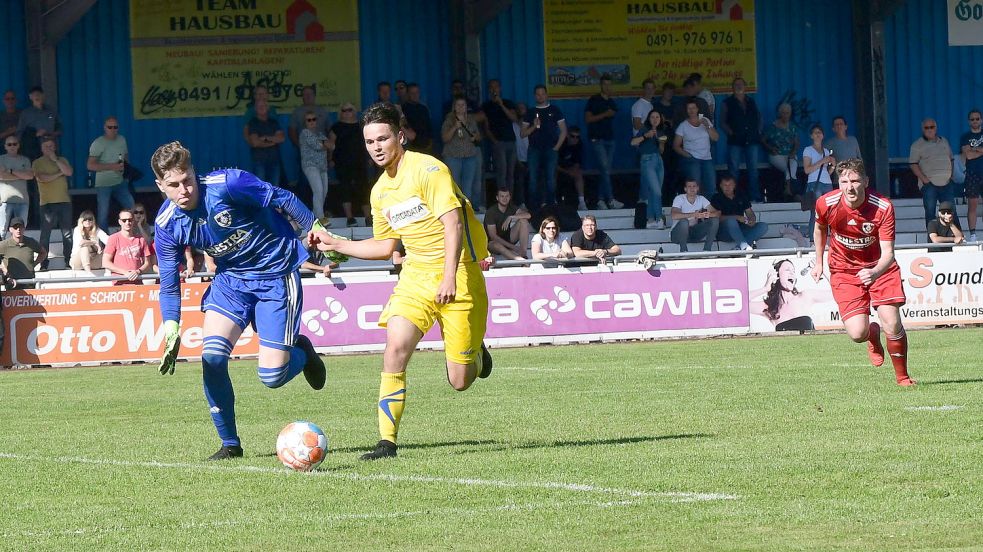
[155,168,313,323]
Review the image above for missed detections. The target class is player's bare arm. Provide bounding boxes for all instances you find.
[811,223,828,282]
[857,240,895,286]
[310,231,397,261]
[436,208,463,304]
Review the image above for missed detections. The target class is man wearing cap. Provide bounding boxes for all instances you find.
[927,201,964,247]
[0,217,46,287]
[909,118,954,224]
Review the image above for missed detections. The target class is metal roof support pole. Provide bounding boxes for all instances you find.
[450,0,512,104]
[24,0,97,109]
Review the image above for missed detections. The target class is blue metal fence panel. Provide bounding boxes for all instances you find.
[481,0,858,173]
[885,0,983,159]
[1,1,28,113]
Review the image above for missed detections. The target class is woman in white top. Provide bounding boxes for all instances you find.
[300,110,332,224]
[673,99,720,196]
[69,209,109,271]
[530,216,573,261]
[802,124,836,237]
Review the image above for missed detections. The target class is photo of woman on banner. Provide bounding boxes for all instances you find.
[749,258,829,332]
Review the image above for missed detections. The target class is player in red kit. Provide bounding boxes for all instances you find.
[811,158,915,386]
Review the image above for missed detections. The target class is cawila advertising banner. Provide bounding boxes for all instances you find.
[543,0,757,97]
[129,0,360,119]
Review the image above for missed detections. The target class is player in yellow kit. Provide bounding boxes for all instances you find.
[309,102,492,460]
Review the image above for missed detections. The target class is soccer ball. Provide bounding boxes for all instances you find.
[275,421,328,471]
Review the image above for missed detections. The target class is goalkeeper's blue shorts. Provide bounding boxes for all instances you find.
[202,270,303,351]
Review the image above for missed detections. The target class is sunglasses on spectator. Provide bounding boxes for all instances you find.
[133,210,144,215]
[3,96,14,101]
[119,218,134,223]
[923,125,936,129]
[341,108,354,112]
[83,217,94,221]
[569,135,580,139]
[543,226,558,230]
[972,117,982,122]
[106,125,118,129]
[939,209,953,214]
[306,117,317,122]
[5,142,18,146]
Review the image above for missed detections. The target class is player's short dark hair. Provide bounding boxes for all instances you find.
[834,158,867,181]
[362,102,403,135]
[151,141,191,180]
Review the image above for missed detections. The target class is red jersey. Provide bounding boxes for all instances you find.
[815,189,895,273]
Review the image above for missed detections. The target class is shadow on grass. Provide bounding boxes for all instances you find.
[330,434,712,455]
[917,378,983,386]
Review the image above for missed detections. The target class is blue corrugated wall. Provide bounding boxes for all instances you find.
[1,1,28,117]
[885,0,983,158]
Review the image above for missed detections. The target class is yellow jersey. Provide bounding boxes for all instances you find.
[370,151,489,269]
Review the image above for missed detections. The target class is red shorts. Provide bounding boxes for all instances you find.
[830,263,906,321]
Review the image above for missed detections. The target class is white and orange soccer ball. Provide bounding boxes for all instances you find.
[275,421,328,471]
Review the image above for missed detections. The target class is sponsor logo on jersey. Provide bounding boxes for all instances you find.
[206,228,251,257]
[214,210,233,228]
[384,196,430,230]
[833,233,875,250]
[861,222,875,234]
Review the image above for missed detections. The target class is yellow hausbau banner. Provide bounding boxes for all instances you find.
[130,0,359,119]
[544,0,756,97]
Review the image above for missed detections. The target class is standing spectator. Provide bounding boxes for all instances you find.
[513,102,530,208]
[557,127,588,209]
[521,85,567,207]
[394,80,409,105]
[484,188,532,260]
[16,86,61,160]
[688,72,715,119]
[246,99,285,187]
[670,178,719,252]
[481,79,519,196]
[631,79,657,131]
[653,82,679,189]
[927,201,964,246]
[376,81,393,104]
[823,116,861,162]
[711,174,768,250]
[0,135,33,236]
[240,85,280,145]
[103,208,152,285]
[299,110,332,223]
[32,138,73,268]
[673,99,719,196]
[327,102,371,227]
[131,202,154,243]
[69,210,108,271]
[441,97,483,208]
[289,86,330,145]
[720,77,763,201]
[570,215,621,262]
[442,79,481,116]
[959,108,983,242]
[87,116,133,230]
[403,83,434,153]
[762,103,800,200]
[802,124,836,237]
[585,75,622,209]
[0,217,45,286]
[1,90,20,141]
[531,216,573,261]
[909,118,954,225]
[631,109,668,228]
[672,78,710,128]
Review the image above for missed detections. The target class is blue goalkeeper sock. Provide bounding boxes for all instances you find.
[256,345,306,388]
[201,335,238,447]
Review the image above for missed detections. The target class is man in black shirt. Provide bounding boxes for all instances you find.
[484,188,532,260]
[585,75,623,209]
[710,174,768,250]
[570,215,621,262]
[557,127,587,209]
[402,83,433,153]
[927,201,965,247]
[481,79,518,196]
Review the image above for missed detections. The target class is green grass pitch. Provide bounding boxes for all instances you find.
[1,328,981,550]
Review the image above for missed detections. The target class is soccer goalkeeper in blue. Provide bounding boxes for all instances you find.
[151,140,327,462]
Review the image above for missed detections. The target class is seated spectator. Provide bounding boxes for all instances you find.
[0,217,46,287]
[670,178,719,252]
[927,201,964,247]
[32,137,73,269]
[132,202,154,243]
[570,214,621,262]
[69,210,108,271]
[102,208,152,285]
[484,188,532,260]
[711,174,768,250]
[530,216,573,262]
[557,126,589,209]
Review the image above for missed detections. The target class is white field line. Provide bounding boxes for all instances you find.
[904,405,964,412]
[0,451,738,503]
[2,499,640,539]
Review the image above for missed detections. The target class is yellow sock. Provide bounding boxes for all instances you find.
[377,371,406,443]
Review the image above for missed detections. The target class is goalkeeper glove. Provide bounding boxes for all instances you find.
[158,320,181,375]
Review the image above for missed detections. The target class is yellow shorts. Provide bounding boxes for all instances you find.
[379,261,488,365]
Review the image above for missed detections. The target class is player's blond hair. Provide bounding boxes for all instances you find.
[151,141,191,180]
[834,158,867,181]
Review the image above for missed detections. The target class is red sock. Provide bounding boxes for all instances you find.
[885,329,912,383]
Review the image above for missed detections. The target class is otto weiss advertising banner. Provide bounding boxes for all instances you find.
[129,0,360,119]
[2,252,980,366]
[745,250,983,332]
[543,0,757,97]
[948,0,983,46]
